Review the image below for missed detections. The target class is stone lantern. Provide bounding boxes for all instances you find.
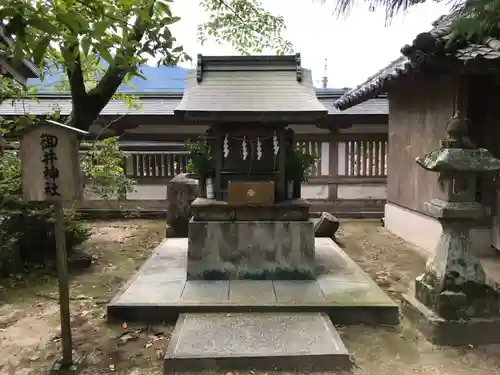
[402,111,500,345]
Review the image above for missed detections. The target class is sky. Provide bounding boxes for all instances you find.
[168,0,452,88]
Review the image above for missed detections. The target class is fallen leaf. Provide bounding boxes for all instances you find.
[148,334,164,342]
[116,328,143,344]
[155,348,164,359]
[145,342,153,348]
[118,333,137,344]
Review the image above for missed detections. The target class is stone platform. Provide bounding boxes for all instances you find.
[402,293,500,346]
[187,219,315,280]
[107,238,398,325]
[188,198,316,280]
[164,312,352,373]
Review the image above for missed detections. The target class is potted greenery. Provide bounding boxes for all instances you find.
[186,140,215,199]
[285,149,318,199]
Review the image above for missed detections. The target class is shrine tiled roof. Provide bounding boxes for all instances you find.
[334,17,500,111]
[174,54,328,122]
[177,68,326,114]
[0,91,387,118]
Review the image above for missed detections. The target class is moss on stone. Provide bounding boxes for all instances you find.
[201,270,230,280]
[192,267,315,281]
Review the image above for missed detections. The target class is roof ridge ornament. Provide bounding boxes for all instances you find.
[295,53,302,82]
[400,32,444,66]
[196,54,204,83]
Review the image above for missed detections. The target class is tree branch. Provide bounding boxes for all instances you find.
[65,42,88,107]
[86,1,155,116]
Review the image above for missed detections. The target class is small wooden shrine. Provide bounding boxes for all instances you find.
[175,54,328,280]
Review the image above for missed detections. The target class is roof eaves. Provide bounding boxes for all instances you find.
[0,25,40,78]
[333,16,457,111]
[28,88,363,100]
[333,56,414,110]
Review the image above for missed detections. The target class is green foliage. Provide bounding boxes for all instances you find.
[198,0,294,55]
[0,77,39,133]
[0,138,133,274]
[1,0,293,132]
[0,206,91,274]
[325,0,500,43]
[447,0,500,44]
[0,0,294,273]
[285,149,318,183]
[2,0,188,71]
[2,0,188,131]
[186,140,214,178]
[81,137,136,200]
[0,149,21,202]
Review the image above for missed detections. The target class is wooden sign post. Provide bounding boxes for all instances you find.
[20,120,87,373]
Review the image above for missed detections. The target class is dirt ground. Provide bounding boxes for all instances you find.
[0,220,167,375]
[0,219,500,375]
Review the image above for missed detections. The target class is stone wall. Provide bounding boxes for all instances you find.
[187,220,315,280]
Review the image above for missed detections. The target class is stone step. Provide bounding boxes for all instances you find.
[164,312,352,374]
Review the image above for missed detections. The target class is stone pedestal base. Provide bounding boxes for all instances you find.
[187,219,315,280]
[415,275,499,320]
[402,293,500,346]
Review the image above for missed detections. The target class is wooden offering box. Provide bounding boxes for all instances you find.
[227,181,275,205]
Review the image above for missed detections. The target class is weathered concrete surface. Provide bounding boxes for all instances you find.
[402,293,500,346]
[314,212,340,238]
[191,197,311,221]
[164,313,351,373]
[187,219,315,280]
[107,238,399,325]
[166,173,199,237]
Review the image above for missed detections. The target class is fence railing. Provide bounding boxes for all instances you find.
[124,136,388,182]
[344,139,388,177]
[295,139,323,177]
[127,151,190,178]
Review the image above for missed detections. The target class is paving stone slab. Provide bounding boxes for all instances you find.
[181,281,229,304]
[115,280,185,305]
[229,281,276,304]
[164,312,352,373]
[273,281,326,304]
[319,279,394,306]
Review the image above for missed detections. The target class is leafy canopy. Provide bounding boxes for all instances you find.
[198,0,293,55]
[1,0,293,131]
[322,0,500,42]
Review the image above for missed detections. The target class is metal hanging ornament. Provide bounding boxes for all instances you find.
[242,137,248,160]
[272,132,279,155]
[257,137,263,160]
[223,134,229,158]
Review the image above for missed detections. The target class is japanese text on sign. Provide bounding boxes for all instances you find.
[40,133,61,197]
